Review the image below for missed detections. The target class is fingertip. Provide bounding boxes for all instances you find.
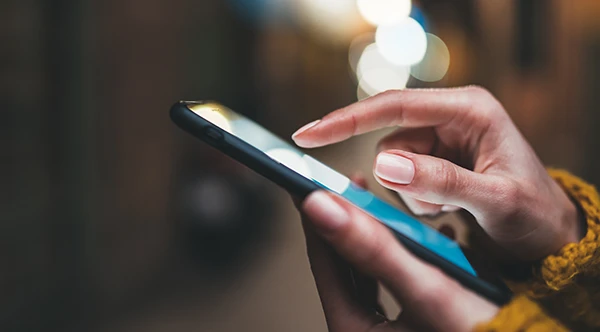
[303,191,350,234]
[292,120,322,147]
[291,137,318,148]
[292,119,321,137]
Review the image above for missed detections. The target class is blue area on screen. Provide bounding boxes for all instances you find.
[317,181,477,276]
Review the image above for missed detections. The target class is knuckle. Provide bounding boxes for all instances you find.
[483,179,528,240]
[437,161,460,197]
[464,85,504,121]
[498,179,521,208]
[348,112,359,137]
[379,90,406,124]
[465,85,493,101]
[380,89,401,99]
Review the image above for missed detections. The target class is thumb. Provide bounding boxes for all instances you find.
[373,150,495,214]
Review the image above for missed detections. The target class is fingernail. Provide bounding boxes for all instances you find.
[441,205,460,212]
[375,153,415,184]
[292,119,321,140]
[303,191,349,233]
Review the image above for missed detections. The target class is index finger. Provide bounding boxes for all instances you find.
[292,87,488,148]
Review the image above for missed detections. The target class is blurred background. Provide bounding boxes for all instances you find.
[3,0,600,331]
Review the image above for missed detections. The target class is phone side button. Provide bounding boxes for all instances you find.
[203,126,224,145]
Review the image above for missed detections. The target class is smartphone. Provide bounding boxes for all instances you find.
[170,100,513,305]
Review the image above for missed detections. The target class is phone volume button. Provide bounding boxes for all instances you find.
[203,127,224,145]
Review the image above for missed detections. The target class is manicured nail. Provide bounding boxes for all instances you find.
[375,153,415,184]
[441,205,460,212]
[292,120,321,140]
[303,191,349,233]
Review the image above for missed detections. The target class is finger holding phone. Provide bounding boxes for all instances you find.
[293,86,582,331]
[300,177,499,332]
[169,86,580,330]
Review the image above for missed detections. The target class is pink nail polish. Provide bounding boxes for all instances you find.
[375,153,415,184]
[292,119,321,139]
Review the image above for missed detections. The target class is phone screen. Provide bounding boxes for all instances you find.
[188,102,477,276]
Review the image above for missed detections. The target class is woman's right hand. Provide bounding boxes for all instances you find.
[292,86,582,262]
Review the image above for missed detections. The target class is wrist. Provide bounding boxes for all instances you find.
[490,197,581,281]
[562,196,586,245]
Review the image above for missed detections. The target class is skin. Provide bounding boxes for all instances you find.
[292,87,582,331]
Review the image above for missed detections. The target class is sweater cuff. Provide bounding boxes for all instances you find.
[526,169,600,296]
[474,294,567,332]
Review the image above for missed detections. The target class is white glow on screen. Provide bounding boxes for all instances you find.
[375,17,427,66]
[265,148,312,179]
[192,107,232,133]
[303,155,351,193]
[410,33,450,82]
[357,0,412,26]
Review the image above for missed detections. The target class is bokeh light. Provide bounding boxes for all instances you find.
[375,17,427,66]
[348,32,375,76]
[356,43,410,98]
[409,4,429,32]
[359,67,410,97]
[356,43,387,79]
[357,0,412,26]
[356,85,370,100]
[410,33,450,82]
[296,0,364,42]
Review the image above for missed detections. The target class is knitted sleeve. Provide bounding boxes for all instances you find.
[477,170,600,331]
[474,294,567,332]
[522,170,600,330]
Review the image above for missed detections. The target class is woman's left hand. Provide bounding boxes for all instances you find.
[299,186,499,331]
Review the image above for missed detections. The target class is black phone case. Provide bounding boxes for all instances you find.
[170,101,513,306]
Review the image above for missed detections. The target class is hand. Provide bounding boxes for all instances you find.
[293,87,581,262]
[298,179,499,332]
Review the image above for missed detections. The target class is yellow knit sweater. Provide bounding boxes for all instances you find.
[476,170,600,332]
